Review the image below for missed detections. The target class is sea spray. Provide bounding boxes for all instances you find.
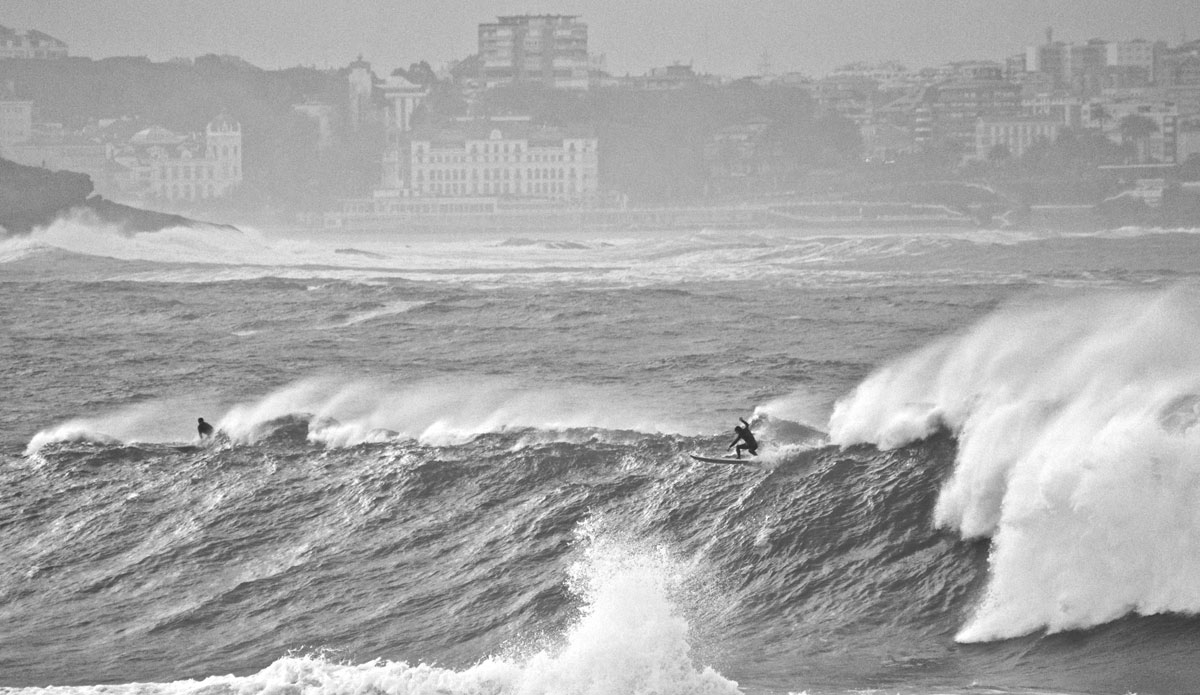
[24,397,221,455]
[827,287,1200,641]
[216,377,697,447]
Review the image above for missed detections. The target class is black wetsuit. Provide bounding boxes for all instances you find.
[730,420,758,458]
[198,418,214,438]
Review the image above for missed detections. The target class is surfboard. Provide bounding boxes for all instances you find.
[689,453,758,466]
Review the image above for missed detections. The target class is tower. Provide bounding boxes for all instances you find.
[348,56,374,130]
[205,113,243,193]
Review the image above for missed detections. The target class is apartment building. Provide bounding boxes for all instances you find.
[928,76,1022,151]
[1107,40,1157,75]
[973,116,1062,160]
[478,15,589,90]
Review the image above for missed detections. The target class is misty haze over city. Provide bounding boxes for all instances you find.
[3,0,1200,232]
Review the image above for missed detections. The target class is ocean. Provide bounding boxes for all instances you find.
[4,214,1200,695]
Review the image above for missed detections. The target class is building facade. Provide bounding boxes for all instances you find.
[1106,40,1157,76]
[1178,116,1200,163]
[408,118,597,202]
[1022,93,1084,129]
[973,116,1062,160]
[0,25,68,59]
[347,57,375,130]
[478,15,589,90]
[109,115,244,202]
[378,73,428,189]
[1157,42,1200,88]
[928,77,1023,151]
[0,97,33,148]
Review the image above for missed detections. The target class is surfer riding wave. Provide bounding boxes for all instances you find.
[728,417,758,458]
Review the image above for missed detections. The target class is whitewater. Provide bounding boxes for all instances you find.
[5,214,1200,694]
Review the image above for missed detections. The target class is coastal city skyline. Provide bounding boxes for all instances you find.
[6,0,1200,77]
[5,1,1200,227]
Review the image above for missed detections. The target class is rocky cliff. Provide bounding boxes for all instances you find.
[0,157,198,235]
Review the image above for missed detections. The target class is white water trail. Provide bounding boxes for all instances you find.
[828,287,1200,641]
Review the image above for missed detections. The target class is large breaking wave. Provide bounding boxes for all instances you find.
[829,286,1200,641]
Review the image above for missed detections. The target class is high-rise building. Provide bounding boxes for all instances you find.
[1066,40,1108,95]
[478,15,589,90]
[1026,28,1068,87]
[1025,30,1108,94]
[1106,40,1157,74]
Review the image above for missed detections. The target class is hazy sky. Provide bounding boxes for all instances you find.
[6,1,1199,77]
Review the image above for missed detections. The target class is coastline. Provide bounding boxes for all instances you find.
[0,158,210,237]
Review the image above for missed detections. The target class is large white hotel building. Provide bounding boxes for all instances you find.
[408,117,598,202]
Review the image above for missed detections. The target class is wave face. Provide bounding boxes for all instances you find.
[8,220,1200,694]
[4,420,960,690]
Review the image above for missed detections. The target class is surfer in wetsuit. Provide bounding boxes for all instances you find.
[197,417,214,440]
[728,417,758,458]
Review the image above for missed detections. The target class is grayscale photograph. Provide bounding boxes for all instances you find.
[3,2,1200,693]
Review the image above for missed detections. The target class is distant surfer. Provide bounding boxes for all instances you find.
[728,417,758,458]
[197,417,214,440]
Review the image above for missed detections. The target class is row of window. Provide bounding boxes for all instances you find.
[207,145,240,159]
[415,154,591,165]
[157,164,240,180]
[155,183,232,200]
[415,181,586,196]
[416,167,590,181]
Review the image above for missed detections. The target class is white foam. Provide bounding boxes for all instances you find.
[214,376,701,447]
[319,300,430,329]
[0,234,53,263]
[18,212,1186,288]
[10,522,738,695]
[828,286,1200,641]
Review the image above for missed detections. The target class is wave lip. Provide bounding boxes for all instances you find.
[216,376,699,447]
[25,375,704,457]
[828,287,1200,642]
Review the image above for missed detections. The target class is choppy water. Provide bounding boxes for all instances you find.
[5,215,1200,694]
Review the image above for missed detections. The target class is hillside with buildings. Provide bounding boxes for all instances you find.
[4,17,1200,230]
